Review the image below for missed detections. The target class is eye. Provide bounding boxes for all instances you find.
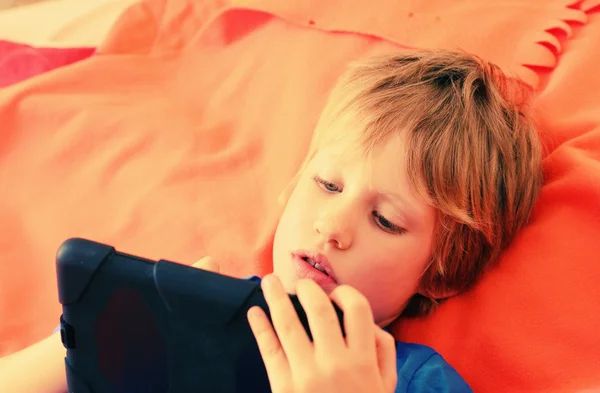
[313,176,342,193]
[372,211,406,234]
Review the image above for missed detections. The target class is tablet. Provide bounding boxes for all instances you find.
[56,238,344,393]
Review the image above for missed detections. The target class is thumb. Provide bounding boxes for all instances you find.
[192,256,220,273]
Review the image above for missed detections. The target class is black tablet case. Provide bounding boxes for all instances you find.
[56,238,343,393]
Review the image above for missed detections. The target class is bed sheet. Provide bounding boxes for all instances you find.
[0,0,599,392]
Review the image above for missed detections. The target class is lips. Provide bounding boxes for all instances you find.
[302,255,329,275]
[291,250,338,292]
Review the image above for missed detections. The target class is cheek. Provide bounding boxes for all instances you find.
[347,246,429,321]
[355,256,423,297]
[274,186,313,249]
[281,184,315,226]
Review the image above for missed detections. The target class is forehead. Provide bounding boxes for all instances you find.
[312,126,404,170]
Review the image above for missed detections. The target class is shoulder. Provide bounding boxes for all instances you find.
[394,342,473,393]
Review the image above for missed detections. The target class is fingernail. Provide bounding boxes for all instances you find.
[247,306,260,321]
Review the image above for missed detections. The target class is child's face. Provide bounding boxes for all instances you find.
[272,133,438,325]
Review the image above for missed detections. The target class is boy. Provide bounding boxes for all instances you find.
[0,49,543,392]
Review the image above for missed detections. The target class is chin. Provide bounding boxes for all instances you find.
[376,315,399,328]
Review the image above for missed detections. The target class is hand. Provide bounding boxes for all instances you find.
[191,256,220,273]
[247,275,398,393]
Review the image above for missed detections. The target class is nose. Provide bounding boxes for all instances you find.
[313,208,354,250]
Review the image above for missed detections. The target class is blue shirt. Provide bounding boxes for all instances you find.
[394,342,472,392]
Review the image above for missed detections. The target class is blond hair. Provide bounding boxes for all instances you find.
[296,49,543,317]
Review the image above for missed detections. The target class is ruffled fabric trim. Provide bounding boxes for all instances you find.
[231,0,589,88]
[581,0,600,12]
[101,0,592,88]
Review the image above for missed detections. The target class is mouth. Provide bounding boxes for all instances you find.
[302,256,330,276]
[291,250,338,284]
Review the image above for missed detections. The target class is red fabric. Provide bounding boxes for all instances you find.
[0,0,599,392]
[0,40,94,88]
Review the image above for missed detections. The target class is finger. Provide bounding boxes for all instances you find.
[295,279,345,354]
[329,286,376,359]
[247,306,293,393]
[192,256,219,273]
[374,327,398,392]
[262,274,313,366]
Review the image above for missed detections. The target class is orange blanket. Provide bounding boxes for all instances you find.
[1,0,599,392]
